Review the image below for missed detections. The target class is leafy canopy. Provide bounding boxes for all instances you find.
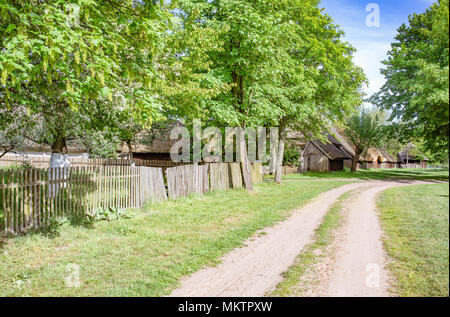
[371,0,449,155]
[344,107,385,155]
[0,0,170,149]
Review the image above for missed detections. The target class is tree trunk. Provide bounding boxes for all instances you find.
[50,136,69,168]
[49,136,70,197]
[126,140,135,166]
[238,127,253,191]
[351,150,361,172]
[269,144,277,174]
[274,123,286,183]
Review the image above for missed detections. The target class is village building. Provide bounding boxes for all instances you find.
[1,139,89,160]
[397,144,429,168]
[300,132,353,172]
[357,148,398,169]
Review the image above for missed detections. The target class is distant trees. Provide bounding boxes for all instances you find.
[344,108,385,172]
[371,0,449,156]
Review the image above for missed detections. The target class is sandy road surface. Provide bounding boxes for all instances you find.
[169,179,441,297]
[169,182,372,297]
[323,180,438,297]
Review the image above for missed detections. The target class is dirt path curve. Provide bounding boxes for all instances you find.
[169,181,376,297]
[322,180,434,297]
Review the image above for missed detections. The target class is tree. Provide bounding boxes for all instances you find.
[0,1,170,167]
[175,0,366,187]
[175,0,285,190]
[371,0,449,156]
[344,108,385,171]
[262,0,366,182]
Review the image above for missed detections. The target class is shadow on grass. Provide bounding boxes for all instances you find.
[1,213,97,242]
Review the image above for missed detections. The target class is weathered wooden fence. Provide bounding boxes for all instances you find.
[166,164,210,199]
[165,162,263,200]
[0,166,166,234]
[0,162,264,234]
[262,165,299,175]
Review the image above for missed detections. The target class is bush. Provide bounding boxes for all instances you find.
[283,146,300,166]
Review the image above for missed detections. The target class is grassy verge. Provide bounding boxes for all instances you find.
[377,183,449,297]
[270,191,352,296]
[281,168,449,181]
[0,179,352,296]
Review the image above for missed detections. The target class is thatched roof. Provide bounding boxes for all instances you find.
[119,121,184,154]
[359,147,397,163]
[19,138,87,154]
[397,144,429,162]
[309,132,353,160]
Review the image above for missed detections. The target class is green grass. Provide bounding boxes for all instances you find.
[0,179,352,296]
[377,183,449,297]
[0,165,20,170]
[280,168,449,181]
[270,191,352,296]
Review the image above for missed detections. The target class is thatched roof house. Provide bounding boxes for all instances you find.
[3,138,88,159]
[117,121,183,161]
[358,147,398,169]
[397,144,429,168]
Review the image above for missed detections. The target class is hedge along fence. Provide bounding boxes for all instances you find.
[0,162,263,235]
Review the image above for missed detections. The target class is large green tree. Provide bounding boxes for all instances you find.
[263,0,366,182]
[0,0,170,166]
[175,0,365,186]
[371,0,449,155]
[175,0,286,189]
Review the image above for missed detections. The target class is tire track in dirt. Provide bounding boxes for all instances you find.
[169,182,374,297]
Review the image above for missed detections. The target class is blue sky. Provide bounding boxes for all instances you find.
[320,0,436,103]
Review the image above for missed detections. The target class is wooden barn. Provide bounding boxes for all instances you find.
[117,121,183,162]
[300,132,353,172]
[397,144,429,168]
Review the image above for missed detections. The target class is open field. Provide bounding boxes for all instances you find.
[377,183,449,297]
[280,168,449,181]
[0,179,351,296]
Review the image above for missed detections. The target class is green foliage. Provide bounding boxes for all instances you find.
[88,207,132,222]
[264,0,366,137]
[0,1,172,153]
[371,0,449,155]
[344,107,385,155]
[283,145,300,166]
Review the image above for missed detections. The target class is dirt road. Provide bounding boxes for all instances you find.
[169,180,436,297]
[323,183,399,296]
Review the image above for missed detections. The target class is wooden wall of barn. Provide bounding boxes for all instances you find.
[301,143,329,172]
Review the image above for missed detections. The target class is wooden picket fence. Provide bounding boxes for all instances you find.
[0,162,263,235]
[0,166,166,235]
